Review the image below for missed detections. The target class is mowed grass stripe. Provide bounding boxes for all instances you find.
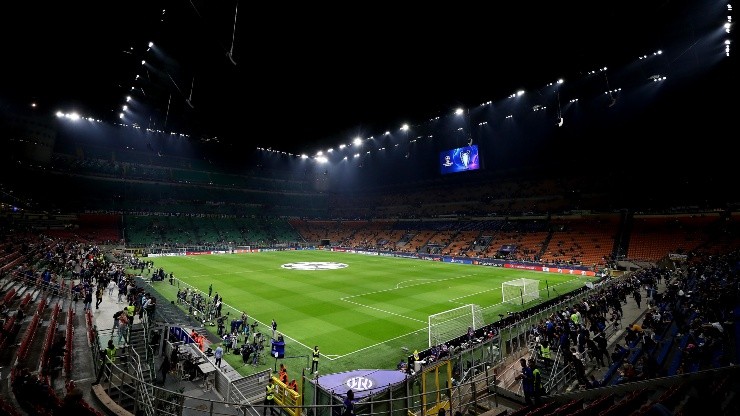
[146,251,590,372]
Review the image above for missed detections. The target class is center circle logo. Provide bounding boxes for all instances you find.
[281,262,348,270]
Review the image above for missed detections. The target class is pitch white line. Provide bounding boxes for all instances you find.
[331,276,585,360]
[170,268,279,280]
[446,287,501,305]
[341,299,426,323]
[342,273,478,300]
[395,279,432,289]
[339,274,479,323]
[330,327,429,360]
[164,265,584,361]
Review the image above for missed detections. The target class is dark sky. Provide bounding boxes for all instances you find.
[2,0,734,160]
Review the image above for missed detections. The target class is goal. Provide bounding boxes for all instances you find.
[428,304,484,348]
[502,278,540,306]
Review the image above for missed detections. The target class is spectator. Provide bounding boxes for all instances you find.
[586,334,605,368]
[118,280,127,303]
[95,284,104,309]
[568,355,588,387]
[144,296,157,320]
[83,288,93,311]
[514,358,535,406]
[616,362,637,384]
[107,278,117,298]
[587,374,601,389]
[55,387,85,415]
[117,311,129,345]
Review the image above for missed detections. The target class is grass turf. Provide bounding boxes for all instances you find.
[142,250,589,375]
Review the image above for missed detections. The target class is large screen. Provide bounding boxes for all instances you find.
[439,144,481,175]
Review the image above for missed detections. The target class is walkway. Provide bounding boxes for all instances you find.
[72,277,257,416]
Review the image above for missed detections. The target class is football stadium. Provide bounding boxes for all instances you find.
[1,1,738,416]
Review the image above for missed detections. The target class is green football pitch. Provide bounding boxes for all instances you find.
[143,250,590,375]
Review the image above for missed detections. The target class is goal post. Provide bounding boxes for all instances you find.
[428,304,484,348]
[502,278,540,306]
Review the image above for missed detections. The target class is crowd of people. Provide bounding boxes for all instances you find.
[520,249,739,391]
[2,236,130,415]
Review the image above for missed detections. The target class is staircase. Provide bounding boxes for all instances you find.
[102,322,156,413]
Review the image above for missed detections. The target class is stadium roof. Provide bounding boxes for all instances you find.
[2,0,735,161]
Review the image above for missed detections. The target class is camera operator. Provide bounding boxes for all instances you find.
[217,316,226,336]
[241,343,254,364]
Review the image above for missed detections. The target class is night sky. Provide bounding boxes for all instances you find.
[2,0,734,168]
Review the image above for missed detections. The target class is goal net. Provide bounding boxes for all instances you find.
[428,304,484,348]
[502,278,540,305]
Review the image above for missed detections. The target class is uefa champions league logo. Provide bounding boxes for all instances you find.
[281,262,348,270]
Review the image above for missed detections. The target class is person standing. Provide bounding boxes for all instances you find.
[529,359,543,405]
[587,334,605,369]
[208,283,213,298]
[158,354,171,386]
[263,378,275,416]
[594,331,608,363]
[107,279,117,298]
[278,363,288,384]
[144,296,157,321]
[125,303,136,325]
[232,332,240,352]
[117,279,125,302]
[103,339,117,381]
[214,344,224,368]
[95,284,104,309]
[514,358,534,406]
[539,340,552,368]
[113,309,123,331]
[117,312,129,345]
[83,288,93,311]
[569,354,588,386]
[216,298,223,317]
[342,388,355,416]
[311,345,320,374]
[241,311,249,334]
[271,319,277,340]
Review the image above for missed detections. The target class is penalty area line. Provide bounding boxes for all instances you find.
[330,326,429,360]
[395,279,432,289]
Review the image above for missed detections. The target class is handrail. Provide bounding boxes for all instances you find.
[127,343,156,416]
[139,312,156,383]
